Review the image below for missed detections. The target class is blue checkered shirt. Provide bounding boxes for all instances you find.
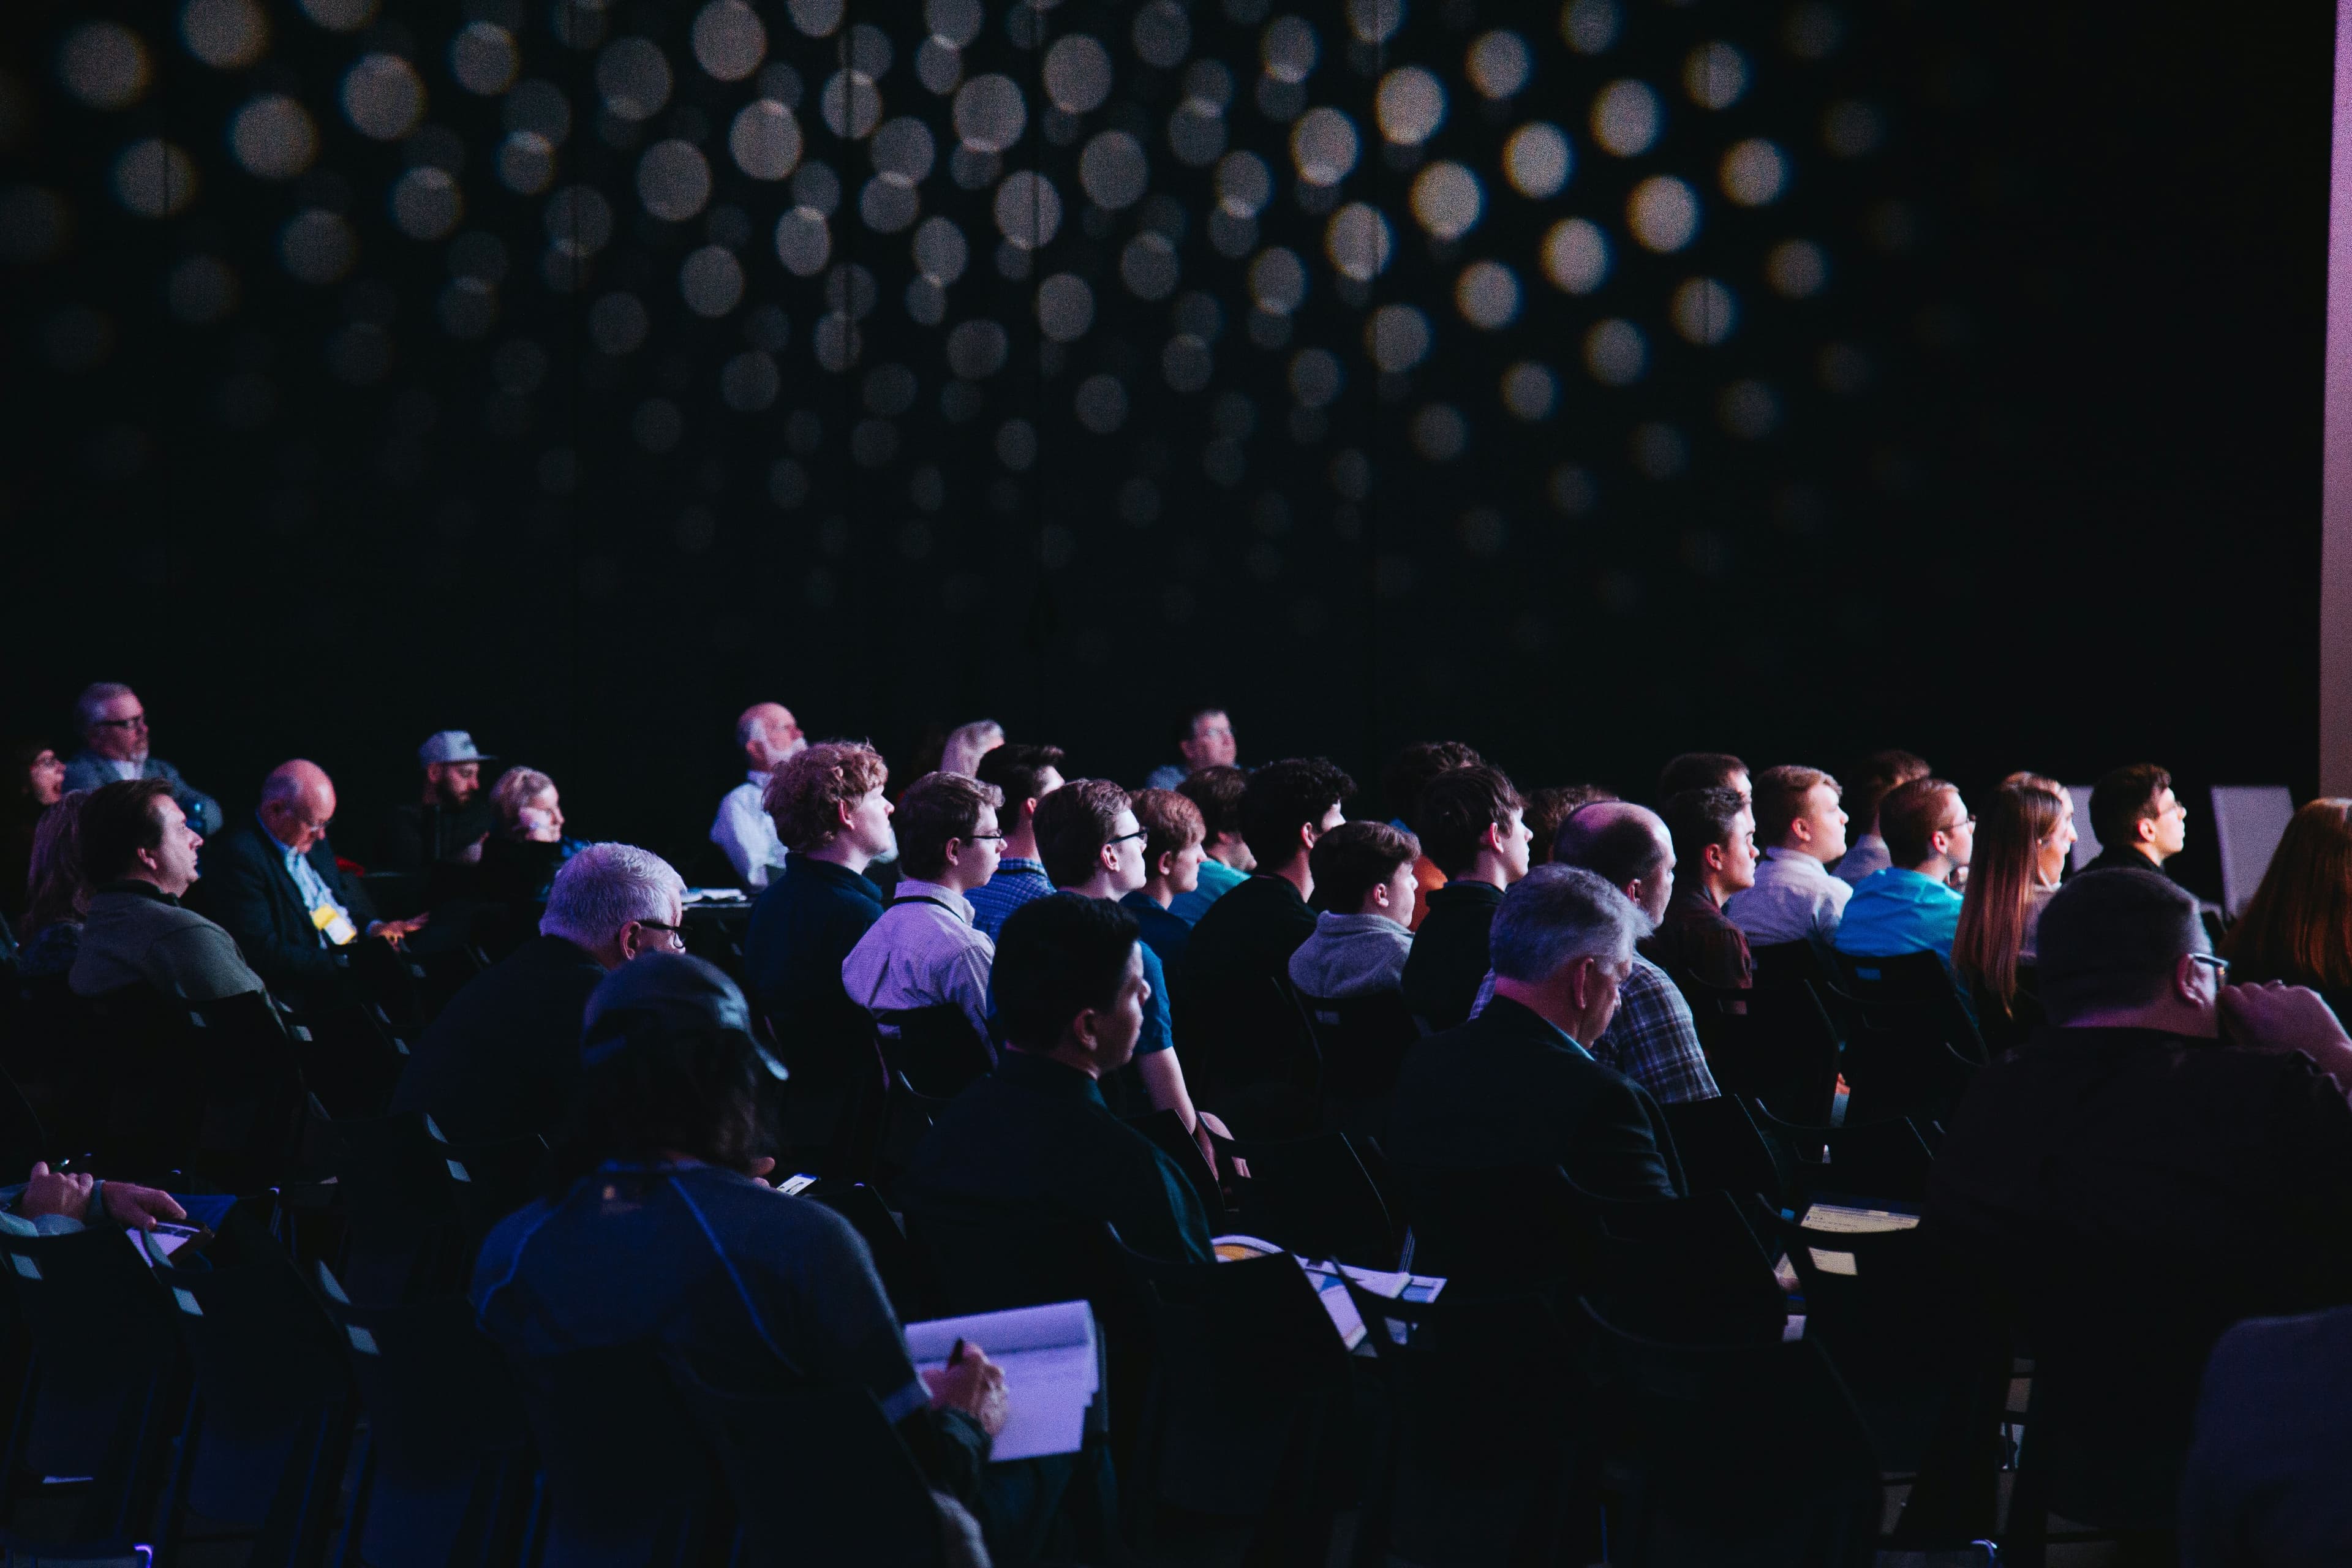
[967,858,1056,943]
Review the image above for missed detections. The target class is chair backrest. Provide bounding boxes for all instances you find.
[1123,1107,1225,1220]
[1696,977,1842,1127]
[1659,1095,1787,1210]
[323,1280,535,1568]
[1188,974,1322,1108]
[1573,1184,1790,1345]
[1748,939,1831,997]
[876,1005,992,1098]
[514,1343,732,1568]
[905,1208,1134,1328]
[1300,990,1420,1109]
[331,1111,491,1303]
[667,1367,941,1568]
[1227,1130,1395,1269]
[1393,1159,1594,1294]
[281,1002,410,1121]
[181,990,309,1191]
[803,1179,938,1322]
[2211,785,2296,917]
[1746,1102,1937,1207]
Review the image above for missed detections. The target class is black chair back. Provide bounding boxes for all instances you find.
[1298,990,1419,1131]
[1659,1095,1788,1210]
[282,1001,412,1120]
[1226,1129,1395,1268]
[802,1178,939,1321]
[331,1112,546,1303]
[876,1004,993,1098]
[1123,1107,1224,1220]
[1747,1102,1938,1207]
[515,1343,732,1568]
[1186,976,1322,1136]
[1394,1159,1594,1294]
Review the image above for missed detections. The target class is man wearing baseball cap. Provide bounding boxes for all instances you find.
[375,729,497,873]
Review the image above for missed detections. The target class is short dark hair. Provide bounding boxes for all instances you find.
[1849,749,1930,831]
[1310,820,1419,913]
[1658,752,1747,802]
[1177,764,1248,842]
[764,742,888,853]
[1752,766,1840,846]
[995,893,1140,1049]
[2037,868,2206,1021]
[1381,741,1483,832]
[1880,777,1961,867]
[976,742,1068,809]
[1661,787,1749,861]
[1552,807,1669,888]
[2090,763,2172,852]
[1524,785,1616,864]
[1241,758,1357,865]
[1417,765,1525,876]
[80,778,175,883]
[1131,788,1204,869]
[1034,778,1131,888]
[894,772,1004,881]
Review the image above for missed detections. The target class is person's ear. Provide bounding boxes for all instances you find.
[2175,953,2206,1004]
[1155,849,1174,878]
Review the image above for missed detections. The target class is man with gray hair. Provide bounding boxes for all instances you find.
[61,682,221,836]
[391,843,687,1143]
[710,702,805,891]
[1386,865,1685,1200]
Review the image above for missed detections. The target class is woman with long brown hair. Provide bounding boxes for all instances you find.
[1953,782,2074,1049]
[2223,799,2352,1020]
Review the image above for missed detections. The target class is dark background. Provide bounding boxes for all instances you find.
[0,0,2331,898]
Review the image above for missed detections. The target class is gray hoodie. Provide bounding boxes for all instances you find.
[1286,911,1414,1001]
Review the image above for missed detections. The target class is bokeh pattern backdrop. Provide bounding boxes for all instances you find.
[0,0,2329,881]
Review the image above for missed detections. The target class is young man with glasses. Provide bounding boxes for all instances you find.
[1835,777,1975,962]
[61,681,222,836]
[842,772,1005,1054]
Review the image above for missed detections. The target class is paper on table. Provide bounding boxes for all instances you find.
[906,1300,1098,1463]
[1799,1203,1920,1235]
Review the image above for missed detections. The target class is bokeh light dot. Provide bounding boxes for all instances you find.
[692,0,768,81]
[1249,247,1307,315]
[1684,42,1747,108]
[1290,107,1359,187]
[1591,79,1659,157]
[1720,139,1788,206]
[1366,303,1431,372]
[1261,16,1319,85]
[1584,317,1645,384]
[1670,276,1736,344]
[1503,123,1570,198]
[59,24,152,110]
[1044,35,1114,113]
[451,23,519,95]
[114,139,198,217]
[1767,238,1828,297]
[1500,361,1557,419]
[731,100,804,180]
[1325,203,1392,282]
[280,208,356,284]
[1455,260,1520,328]
[597,38,672,122]
[993,170,1062,249]
[1465,31,1531,99]
[391,165,464,239]
[344,54,426,140]
[1036,273,1095,341]
[913,215,968,283]
[1121,232,1181,298]
[230,95,318,180]
[954,75,1027,153]
[1560,0,1619,55]
[181,0,269,70]
[1079,130,1148,209]
[1409,161,1483,240]
[1627,175,1700,252]
[1376,67,1446,146]
[682,246,746,316]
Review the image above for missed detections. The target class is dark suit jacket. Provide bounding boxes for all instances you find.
[1385,997,1686,1200]
[1183,873,1316,1004]
[192,823,377,1012]
[389,934,605,1143]
[1399,879,1505,1030]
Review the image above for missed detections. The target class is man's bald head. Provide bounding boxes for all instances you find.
[1551,799,1675,920]
[260,760,338,854]
[736,703,805,771]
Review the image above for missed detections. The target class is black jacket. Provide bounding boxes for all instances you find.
[1399,879,1506,1030]
[192,823,377,1012]
[389,933,606,1143]
[1385,997,1686,1200]
[1184,873,1317,1004]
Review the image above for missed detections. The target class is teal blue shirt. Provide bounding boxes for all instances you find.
[1833,868,1964,960]
[1168,856,1247,925]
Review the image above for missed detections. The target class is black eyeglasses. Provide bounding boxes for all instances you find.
[635,919,687,949]
[963,831,1008,842]
[2187,952,2230,979]
[1108,829,1148,847]
[92,714,148,730]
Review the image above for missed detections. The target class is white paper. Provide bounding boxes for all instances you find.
[1798,1203,1920,1235]
[907,1301,1098,1463]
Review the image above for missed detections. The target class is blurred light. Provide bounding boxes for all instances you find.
[499,132,556,195]
[1409,161,1482,239]
[590,292,649,355]
[731,100,803,179]
[1134,2,1192,67]
[1583,317,1645,384]
[296,0,377,31]
[947,318,1009,377]
[682,246,745,315]
[1627,175,1698,251]
[1766,238,1827,296]
[114,140,198,217]
[280,208,356,283]
[1121,231,1180,297]
[1670,277,1735,344]
[1500,361,1556,419]
[1366,303,1431,372]
[344,54,426,140]
[1249,247,1306,314]
[1503,123,1570,198]
[1466,32,1531,99]
[1290,347,1343,407]
[597,39,671,122]
[1080,130,1148,208]
[230,95,317,179]
[545,185,615,256]
[1559,0,1619,55]
[1455,260,1519,328]
[638,141,712,221]
[1036,272,1095,339]
[1076,374,1129,432]
[1720,139,1787,205]
[993,170,1061,248]
[1216,151,1272,216]
[506,80,571,141]
[451,23,519,95]
[181,0,268,70]
[1411,404,1466,461]
[1290,107,1358,187]
[1376,67,1446,146]
[954,75,1027,151]
[693,1,767,81]
[1683,42,1746,108]
[1324,202,1391,281]
[872,117,936,181]
[789,0,845,38]
[1163,334,1213,391]
[1044,35,1113,113]
[1590,80,1659,157]
[929,0,985,48]
[821,70,883,138]
[1348,0,1404,45]
[393,166,464,239]
[1541,217,1610,293]
[59,24,151,110]
[1261,17,1317,84]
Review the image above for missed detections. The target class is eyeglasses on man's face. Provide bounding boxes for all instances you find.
[94,713,148,730]
[2187,952,2230,981]
[635,919,687,951]
[1108,829,1148,848]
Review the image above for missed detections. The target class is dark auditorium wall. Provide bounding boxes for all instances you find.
[0,0,2328,893]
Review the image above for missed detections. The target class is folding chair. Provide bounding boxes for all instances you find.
[332,1112,545,1303]
[1658,1094,1788,1211]
[514,1343,733,1568]
[282,1001,413,1121]
[802,1178,939,1321]
[1297,990,1419,1137]
[1392,1159,1594,1295]
[1574,1184,1791,1345]
[318,1271,535,1568]
[1224,1129,1396,1268]
[1186,977,1323,1139]
[1747,1102,1938,1205]
[876,1004,993,1099]
[1578,1297,1882,1567]
[1694,976,1844,1127]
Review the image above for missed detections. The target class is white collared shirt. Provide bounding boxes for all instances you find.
[711,771,788,890]
[1724,846,1852,946]
[841,878,997,1052]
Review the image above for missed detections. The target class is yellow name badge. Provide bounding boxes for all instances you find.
[312,903,360,946]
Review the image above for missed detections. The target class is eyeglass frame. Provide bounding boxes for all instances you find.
[633,919,688,950]
[91,713,149,730]
[2187,952,2230,981]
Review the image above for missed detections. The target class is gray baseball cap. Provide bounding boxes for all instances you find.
[418,730,494,766]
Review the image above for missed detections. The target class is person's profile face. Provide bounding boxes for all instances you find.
[1727,769,1753,803]
[28,750,64,806]
[2151,789,2188,856]
[850,785,896,859]
[88,692,149,762]
[148,797,202,894]
[1499,809,1534,881]
[1106,808,1147,892]
[1804,784,1848,861]
[438,761,481,805]
[1313,802,1346,837]
[1378,859,1418,925]
[2037,799,2077,883]
[1638,840,1675,921]
[1722,807,1759,891]
[1183,713,1237,769]
[1091,944,1150,1072]
[1939,791,1975,867]
[1169,837,1206,895]
[964,804,1003,882]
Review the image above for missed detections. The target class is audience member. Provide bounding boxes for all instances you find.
[1836,777,1973,960]
[1648,787,1757,990]
[1185,757,1355,1009]
[1121,788,1205,976]
[938,719,1005,778]
[393,842,687,1142]
[1167,764,1253,924]
[1657,752,1750,804]
[1144,706,1238,791]
[967,743,1066,941]
[1725,765,1851,946]
[0,1160,186,1237]
[743,744,895,1048]
[2223,798,2352,1022]
[61,682,222,836]
[477,765,583,914]
[16,792,88,980]
[70,778,263,1001]
[1550,803,1722,1104]
[1835,748,1931,887]
[2085,761,2190,876]
[1288,821,1420,1000]
[1400,766,1532,1030]
[1035,780,1214,1163]
[900,894,1215,1264]
[2180,1304,2352,1567]
[1387,865,1686,1200]
[1523,784,1615,867]
[3,742,66,924]
[840,772,1003,1053]
[1929,871,2352,1511]
[1953,782,2072,1041]
[197,760,427,1012]
[473,952,1008,1529]
[710,703,804,891]
[1380,741,1484,933]
[375,729,496,873]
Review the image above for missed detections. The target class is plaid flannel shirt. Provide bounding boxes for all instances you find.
[1591,954,1720,1104]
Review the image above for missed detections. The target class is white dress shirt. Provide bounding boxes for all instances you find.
[1725,846,1853,946]
[710,772,788,890]
[1834,834,1891,888]
[840,879,997,1053]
